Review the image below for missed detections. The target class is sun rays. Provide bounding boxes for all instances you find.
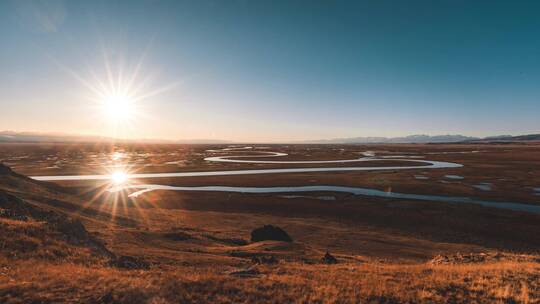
[69,151,154,227]
[87,62,146,134]
[50,44,183,139]
[45,46,187,225]
[110,170,128,185]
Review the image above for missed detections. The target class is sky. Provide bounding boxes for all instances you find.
[0,0,539,142]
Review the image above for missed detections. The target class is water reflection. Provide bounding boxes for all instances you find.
[111,171,128,185]
[111,152,125,161]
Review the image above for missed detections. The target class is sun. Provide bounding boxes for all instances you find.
[102,93,134,122]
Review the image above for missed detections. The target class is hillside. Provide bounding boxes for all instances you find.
[0,163,539,303]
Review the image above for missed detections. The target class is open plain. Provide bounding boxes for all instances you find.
[0,142,539,303]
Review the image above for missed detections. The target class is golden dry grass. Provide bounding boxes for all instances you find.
[0,257,538,304]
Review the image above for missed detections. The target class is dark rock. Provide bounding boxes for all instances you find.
[110,255,150,270]
[250,225,292,242]
[322,251,338,264]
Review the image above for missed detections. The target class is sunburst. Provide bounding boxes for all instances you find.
[101,92,135,123]
[50,47,182,225]
[54,46,183,138]
[110,170,129,185]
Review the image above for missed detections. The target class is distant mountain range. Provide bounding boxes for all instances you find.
[479,134,540,142]
[1,131,539,144]
[0,131,113,143]
[0,131,230,144]
[302,134,540,144]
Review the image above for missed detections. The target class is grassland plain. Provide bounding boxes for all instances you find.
[0,143,539,303]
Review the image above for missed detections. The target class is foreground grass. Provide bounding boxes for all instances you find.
[1,258,538,303]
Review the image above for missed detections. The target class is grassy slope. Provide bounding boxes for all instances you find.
[0,163,539,303]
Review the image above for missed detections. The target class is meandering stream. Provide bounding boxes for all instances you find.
[30,147,540,214]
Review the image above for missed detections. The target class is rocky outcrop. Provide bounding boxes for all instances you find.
[322,252,338,264]
[250,225,292,242]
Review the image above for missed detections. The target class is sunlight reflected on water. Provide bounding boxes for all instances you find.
[111,152,125,161]
[111,171,128,185]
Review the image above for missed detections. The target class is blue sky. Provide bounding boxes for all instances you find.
[0,0,539,141]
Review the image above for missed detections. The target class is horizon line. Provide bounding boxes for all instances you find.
[1,129,539,144]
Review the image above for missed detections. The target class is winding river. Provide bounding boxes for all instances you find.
[31,149,462,181]
[30,147,540,214]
